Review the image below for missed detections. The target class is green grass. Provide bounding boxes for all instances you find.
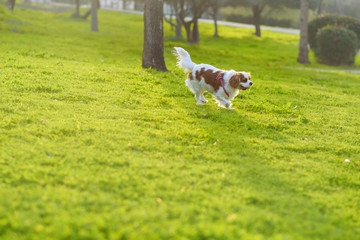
[1,4,360,240]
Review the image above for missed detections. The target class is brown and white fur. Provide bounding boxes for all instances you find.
[173,47,253,110]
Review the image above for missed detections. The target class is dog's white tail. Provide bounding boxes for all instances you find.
[172,47,196,73]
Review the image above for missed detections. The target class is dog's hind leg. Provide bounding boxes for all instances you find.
[186,79,203,105]
[185,79,196,94]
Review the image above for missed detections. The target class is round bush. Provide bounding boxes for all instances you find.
[308,14,360,50]
[315,26,358,66]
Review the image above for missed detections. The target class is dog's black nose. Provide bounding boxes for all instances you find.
[249,82,253,86]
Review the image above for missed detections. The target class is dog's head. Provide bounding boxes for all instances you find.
[229,72,253,90]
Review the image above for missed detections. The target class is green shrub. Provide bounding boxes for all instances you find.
[308,14,360,50]
[315,26,358,65]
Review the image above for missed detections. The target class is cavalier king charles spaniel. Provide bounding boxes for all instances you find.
[173,47,253,110]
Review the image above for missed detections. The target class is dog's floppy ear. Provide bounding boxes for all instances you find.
[229,73,243,88]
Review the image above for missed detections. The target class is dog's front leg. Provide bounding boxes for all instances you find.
[195,93,204,105]
[218,97,233,110]
[200,92,208,103]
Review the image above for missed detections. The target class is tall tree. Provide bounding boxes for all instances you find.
[73,0,80,18]
[83,0,100,19]
[142,0,168,71]
[226,0,296,37]
[164,0,212,44]
[7,0,16,11]
[316,0,323,16]
[133,0,144,10]
[251,2,265,37]
[208,0,223,37]
[91,0,99,32]
[181,0,211,44]
[297,0,310,64]
[164,0,183,39]
[123,0,128,10]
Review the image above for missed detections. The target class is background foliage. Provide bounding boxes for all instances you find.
[308,14,360,50]
[315,26,358,65]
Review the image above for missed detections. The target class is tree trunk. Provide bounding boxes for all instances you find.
[8,0,16,11]
[334,0,341,14]
[214,17,219,37]
[184,21,193,43]
[142,0,168,71]
[212,1,219,37]
[297,0,310,64]
[134,0,144,11]
[123,0,127,10]
[175,15,183,39]
[83,0,99,19]
[191,18,200,44]
[316,0,323,16]
[164,1,183,39]
[91,0,98,32]
[178,0,209,44]
[174,1,183,39]
[73,0,80,18]
[252,4,262,37]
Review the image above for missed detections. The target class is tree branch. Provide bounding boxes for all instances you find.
[260,2,266,12]
[164,15,177,28]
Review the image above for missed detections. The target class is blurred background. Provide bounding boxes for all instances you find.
[4,0,359,29]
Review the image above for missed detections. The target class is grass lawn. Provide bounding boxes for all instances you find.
[1,4,360,240]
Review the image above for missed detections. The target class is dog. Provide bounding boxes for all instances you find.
[173,47,253,110]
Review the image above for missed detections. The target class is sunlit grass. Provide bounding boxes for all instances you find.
[0,5,360,240]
